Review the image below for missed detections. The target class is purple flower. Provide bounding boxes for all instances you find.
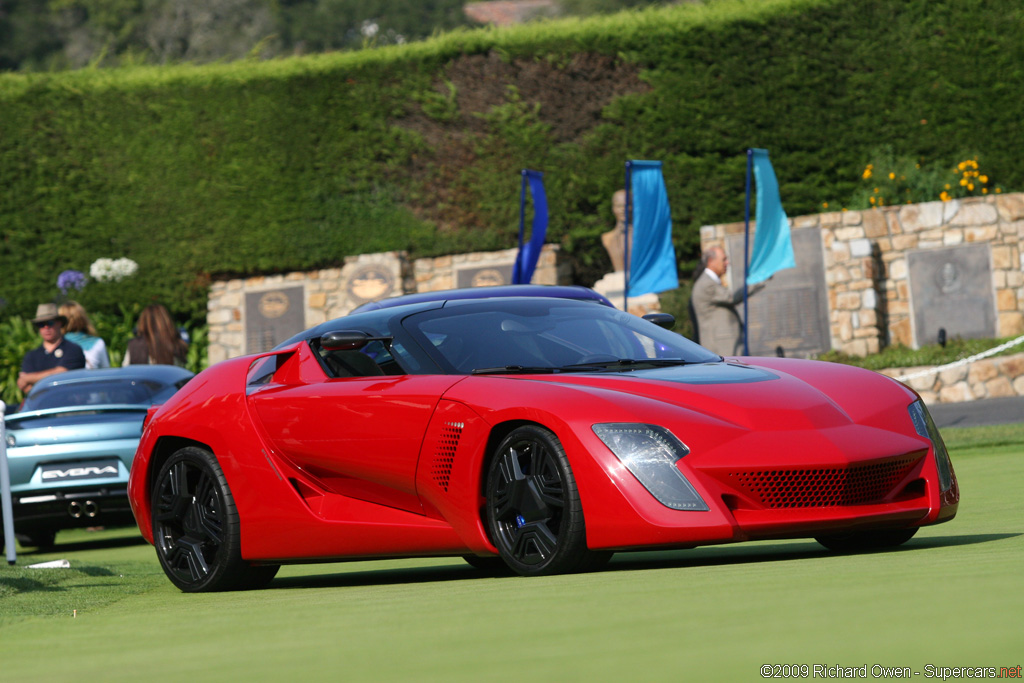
[57,269,88,294]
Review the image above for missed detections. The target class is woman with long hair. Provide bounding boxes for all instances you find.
[123,304,188,366]
[59,300,111,369]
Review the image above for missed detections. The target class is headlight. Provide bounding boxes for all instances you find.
[908,400,953,492]
[592,423,708,511]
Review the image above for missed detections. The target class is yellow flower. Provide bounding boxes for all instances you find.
[968,183,974,191]
[980,175,988,183]
[862,168,873,180]
[945,184,951,190]
[888,172,895,180]
[960,178,968,186]
[940,191,951,202]
[869,196,876,205]
[958,161,967,171]
[874,187,880,193]
[982,188,988,195]
[822,202,829,209]
[996,188,1002,193]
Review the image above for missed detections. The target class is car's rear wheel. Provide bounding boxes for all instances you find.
[152,447,279,592]
[485,425,609,576]
[20,530,56,550]
[815,527,918,553]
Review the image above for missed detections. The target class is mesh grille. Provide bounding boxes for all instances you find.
[431,422,463,492]
[728,456,921,508]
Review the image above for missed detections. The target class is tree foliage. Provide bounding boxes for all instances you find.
[0,0,475,70]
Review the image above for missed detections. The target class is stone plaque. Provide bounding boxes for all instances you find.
[907,244,995,348]
[456,264,514,289]
[726,227,830,357]
[245,286,305,354]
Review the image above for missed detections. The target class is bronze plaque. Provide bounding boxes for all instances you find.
[245,286,305,354]
[727,227,830,357]
[346,264,397,304]
[456,265,513,289]
[908,244,996,347]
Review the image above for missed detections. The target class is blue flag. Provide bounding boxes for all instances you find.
[747,149,796,285]
[512,170,548,285]
[627,161,678,297]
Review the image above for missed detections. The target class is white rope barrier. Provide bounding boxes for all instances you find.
[894,334,1024,383]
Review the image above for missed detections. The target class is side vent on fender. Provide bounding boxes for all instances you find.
[431,421,464,492]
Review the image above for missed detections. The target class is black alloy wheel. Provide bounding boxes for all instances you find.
[815,527,919,553]
[152,447,278,592]
[485,425,609,576]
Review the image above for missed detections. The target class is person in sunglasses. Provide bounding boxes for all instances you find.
[16,303,86,395]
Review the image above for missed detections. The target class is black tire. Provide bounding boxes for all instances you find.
[152,447,279,592]
[816,527,918,553]
[485,425,608,576]
[20,529,57,550]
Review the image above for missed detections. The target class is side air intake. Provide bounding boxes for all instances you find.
[431,422,464,492]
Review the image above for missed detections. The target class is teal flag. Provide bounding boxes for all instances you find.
[627,161,678,297]
[748,149,796,285]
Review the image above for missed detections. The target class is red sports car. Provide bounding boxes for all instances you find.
[128,295,958,592]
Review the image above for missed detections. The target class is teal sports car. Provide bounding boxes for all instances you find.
[2,365,192,549]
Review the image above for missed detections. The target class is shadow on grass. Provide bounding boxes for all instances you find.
[12,529,147,556]
[267,532,1020,591]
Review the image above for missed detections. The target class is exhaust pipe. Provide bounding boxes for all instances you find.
[84,501,99,518]
[68,501,83,518]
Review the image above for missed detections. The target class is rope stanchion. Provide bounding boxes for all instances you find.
[894,334,1024,383]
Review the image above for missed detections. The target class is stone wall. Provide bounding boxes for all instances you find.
[207,245,567,363]
[701,193,1024,357]
[879,351,1024,404]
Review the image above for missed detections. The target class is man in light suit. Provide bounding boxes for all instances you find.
[689,245,765,357]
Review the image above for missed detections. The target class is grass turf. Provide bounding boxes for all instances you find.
[1,423,1021,680]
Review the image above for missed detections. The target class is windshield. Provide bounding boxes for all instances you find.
[23,379,181,411]
[403,299,719,374]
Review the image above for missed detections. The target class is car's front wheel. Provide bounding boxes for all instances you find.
[815,527,918,553]
[152,447,279,592]
[485,425,609,576]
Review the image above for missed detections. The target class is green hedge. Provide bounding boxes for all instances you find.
[1,0,1022,327]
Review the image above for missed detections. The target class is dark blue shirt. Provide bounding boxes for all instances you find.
[21,338,86,373]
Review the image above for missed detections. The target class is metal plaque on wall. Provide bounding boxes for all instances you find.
[456,264,514,289]
[245,286,305,354]
[726,227,830,358]
[907,244,995,348]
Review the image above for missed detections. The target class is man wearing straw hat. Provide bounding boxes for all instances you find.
[16,303,86,395]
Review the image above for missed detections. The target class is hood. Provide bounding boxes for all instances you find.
[517,361,883,433]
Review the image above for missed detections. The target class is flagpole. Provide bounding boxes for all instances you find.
[743,149,753,356]
[624,161,632,312]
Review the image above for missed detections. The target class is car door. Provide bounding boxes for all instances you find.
[248,341,463,515]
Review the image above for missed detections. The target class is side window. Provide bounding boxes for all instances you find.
[315,339,407,378]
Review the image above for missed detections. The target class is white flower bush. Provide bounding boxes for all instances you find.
[90,257,139,282]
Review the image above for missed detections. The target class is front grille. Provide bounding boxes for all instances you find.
[430,422,463,492]
[728,456,921,508]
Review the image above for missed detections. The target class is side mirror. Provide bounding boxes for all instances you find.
[642,313,675,330]
[320,331,372,351]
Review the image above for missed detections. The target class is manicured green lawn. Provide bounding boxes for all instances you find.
[2,424,1021,681]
